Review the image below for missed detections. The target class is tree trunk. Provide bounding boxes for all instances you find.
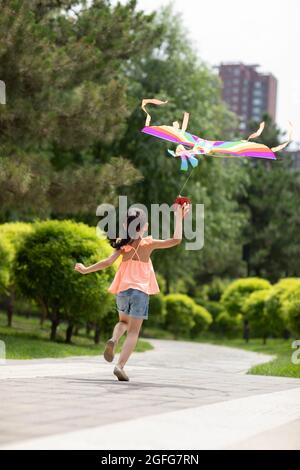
[6,295,14,327]
[50,318,59,341]
[263,336,267,345]
[65,324,73,344]
[94,325,101,345]
[74,326,79,336]
[86,322,91,336]
[40,302,48,327]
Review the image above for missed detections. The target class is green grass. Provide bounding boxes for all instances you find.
[0,313,153,359]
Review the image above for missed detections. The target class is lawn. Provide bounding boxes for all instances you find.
[0,313,153,359]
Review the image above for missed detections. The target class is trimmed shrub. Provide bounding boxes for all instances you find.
[201,278,231,302]
[164,294,195,338]
[191,304,212,338]
[148,293,166,328]
[221,277,271,317]
[0,236,11,295]
[243,289,274,343]
[197,300,224,319]
[0,223,32,326]
[285,289,300,337]
[215,312,243,337]
[264,279,300,338]
[14,220,115,342]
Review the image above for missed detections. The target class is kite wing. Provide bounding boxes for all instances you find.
[142,125,197,148]
[207,140,276,160]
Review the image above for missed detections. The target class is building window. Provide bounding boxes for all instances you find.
[252,98,262,106]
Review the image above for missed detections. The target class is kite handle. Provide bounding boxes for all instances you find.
[141,98,168,126]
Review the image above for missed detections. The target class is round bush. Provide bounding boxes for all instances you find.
[164,294,195,338]
[148,293,166,328]
[263,279,300,338]
[243,289,273,341]
[0,236,12,294]
[0,223,33,289]
[191,304,212,338]
[215,311,243,337]
[221,277,271,317]
[202,278,231,302]
[285,289,300,337]
[14,220,115,341]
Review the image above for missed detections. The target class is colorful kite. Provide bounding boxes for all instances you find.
[141,99,293,171]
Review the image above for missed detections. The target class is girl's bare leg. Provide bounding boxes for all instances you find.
[104,313,128,363]
[117,317,143,369]
[112,312,129,344]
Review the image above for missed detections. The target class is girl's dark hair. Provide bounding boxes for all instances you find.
[109,208,147,250]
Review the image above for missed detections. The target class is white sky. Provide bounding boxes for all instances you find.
[138,0,300,143]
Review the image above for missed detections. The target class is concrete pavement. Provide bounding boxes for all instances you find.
[0,339,299,449]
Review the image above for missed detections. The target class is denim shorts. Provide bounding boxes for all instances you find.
[116,288,149,320]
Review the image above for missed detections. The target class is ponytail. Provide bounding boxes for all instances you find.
[109,209,146,250]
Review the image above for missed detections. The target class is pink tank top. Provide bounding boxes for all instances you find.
[108,236,160,295]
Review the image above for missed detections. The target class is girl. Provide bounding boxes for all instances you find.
[75,203,190,381]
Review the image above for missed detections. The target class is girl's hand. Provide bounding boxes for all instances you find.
[175,202,190,219]
[74,263,88,275]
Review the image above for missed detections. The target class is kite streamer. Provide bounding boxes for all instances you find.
[141,98,168,127]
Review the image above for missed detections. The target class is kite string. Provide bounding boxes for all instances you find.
[177,167,195,196]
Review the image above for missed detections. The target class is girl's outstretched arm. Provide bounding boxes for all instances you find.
[74,250,121,275]
[151,203,190,250]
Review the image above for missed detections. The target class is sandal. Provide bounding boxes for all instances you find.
[113,366,129,382]
[104,339,116,363]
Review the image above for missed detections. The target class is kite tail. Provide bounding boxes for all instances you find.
[180,156,189,171]
[247,122,265,141]
[141,98,168,126]
[189,155,199,168]
[271,121,294,153]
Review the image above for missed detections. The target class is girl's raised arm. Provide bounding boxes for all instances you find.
[151,203,190,250]
[74,250,121,275]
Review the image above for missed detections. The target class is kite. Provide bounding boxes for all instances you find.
[141,99,293,171]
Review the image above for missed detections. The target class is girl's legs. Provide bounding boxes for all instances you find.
[117,317,143,369]
[112,312,129,343]
[104,312,128,363]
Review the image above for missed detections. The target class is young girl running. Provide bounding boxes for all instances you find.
[75,203,189,382]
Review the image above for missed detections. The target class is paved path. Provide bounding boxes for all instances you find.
[0,339,300,449]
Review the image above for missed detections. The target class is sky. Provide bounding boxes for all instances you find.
[137,0,300,144]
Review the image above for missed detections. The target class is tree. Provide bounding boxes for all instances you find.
[240,115,300,280]
[14,220,115,342]
[0,0,160,220]
[0,223,33,326]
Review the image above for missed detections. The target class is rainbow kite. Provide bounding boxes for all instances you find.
[141,99,292,171]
